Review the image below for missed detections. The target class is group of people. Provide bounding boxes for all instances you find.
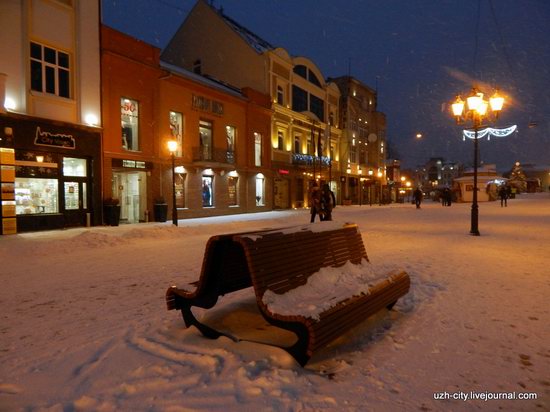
[440,187,452,207]
[309,183,336,222]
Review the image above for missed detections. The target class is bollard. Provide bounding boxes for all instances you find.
[86,212,91,227]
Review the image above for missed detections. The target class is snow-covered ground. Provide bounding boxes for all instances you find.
[1,194,549,411]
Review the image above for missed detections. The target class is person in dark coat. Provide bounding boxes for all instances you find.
[309,182,322,222]
[413,188,423,209]
[498,185,508,207]
[320,184,336,221]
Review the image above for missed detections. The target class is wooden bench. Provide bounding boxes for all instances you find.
[166,222,410,366]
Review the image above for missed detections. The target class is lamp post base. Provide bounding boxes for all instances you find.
[470,203,480,236]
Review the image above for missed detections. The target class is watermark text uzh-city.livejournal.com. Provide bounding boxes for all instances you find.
[433,391,538,402]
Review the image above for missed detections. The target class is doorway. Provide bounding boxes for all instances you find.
[112,171,147,223]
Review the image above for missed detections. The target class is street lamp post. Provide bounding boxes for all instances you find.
[377,171,383,205]
[167,140,178,226]
[451,88,504,236]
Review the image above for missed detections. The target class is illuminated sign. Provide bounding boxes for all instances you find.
[122,160,146,169]
[34,127,75,149]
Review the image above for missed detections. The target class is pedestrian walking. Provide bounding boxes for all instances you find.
[499,185,508,207]
[413,187,423,209]
[320,184,336,221]
[309,182,322,222]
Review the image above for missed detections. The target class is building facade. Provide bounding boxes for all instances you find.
[101,26,272,222]
[0,0,102,234]
[330,76,387,205]
[161,0,343,209]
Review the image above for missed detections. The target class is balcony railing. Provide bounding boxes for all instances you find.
[192,147,235,164]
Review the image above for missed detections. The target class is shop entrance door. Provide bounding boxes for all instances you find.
[63,181,88,227]
[112,171,146,223]
[273,178,289,209]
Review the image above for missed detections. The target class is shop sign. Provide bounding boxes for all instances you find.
[34,127,75,149]
[192,94,224,116]
[278,169,289,175]
[122,160,146,169]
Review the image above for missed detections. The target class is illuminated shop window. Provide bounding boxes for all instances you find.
[202,175,213,207]
[228,175,238,206]
[175,172,186,208]
[121,98,139,151]
[63,157,86,177]
[169,111,183,157]
[255,173,265,206]
[15,178,58,214]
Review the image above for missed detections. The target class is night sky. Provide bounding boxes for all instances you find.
[102,0,550,171]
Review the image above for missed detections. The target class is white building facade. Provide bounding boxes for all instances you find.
[0,0,102,233]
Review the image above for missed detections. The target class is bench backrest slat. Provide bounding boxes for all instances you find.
[236,224,368,297]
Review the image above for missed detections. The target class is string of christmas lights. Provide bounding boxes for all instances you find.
[462,125,517,141]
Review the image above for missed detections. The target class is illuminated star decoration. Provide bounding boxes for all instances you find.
[462,125,517,141]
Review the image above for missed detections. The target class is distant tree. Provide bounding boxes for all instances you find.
[507,162,527,193]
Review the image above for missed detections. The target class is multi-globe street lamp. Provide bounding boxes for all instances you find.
[167,140,178,226]
[451,87,505,236]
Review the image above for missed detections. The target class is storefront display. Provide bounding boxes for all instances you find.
[15,178,58,214]
[0,112,102,232]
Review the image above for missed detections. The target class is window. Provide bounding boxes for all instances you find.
[121,98,139,151]
[202,176,213,207]
[277,86,284,105]
[350,144,357,163]
[310,94,324,121]
[226,125,235,163]
[15,178,58,215]
[254,132,262,166]
[307,135,313,155]
[330,144,335,160]
[293,65,307,79]
[169,111,183,157]
[228,176,238,206]
[294,135,301,153]
[30,42,70,98]
[63,158,86,177]
[64,182,79,210]
[175,173,186,208]
[255,174,265,206]
[292,85,308,113]
[293,65,322,87]
[277,130,284,150]
[308,71,321,87]
[199,120,212,160]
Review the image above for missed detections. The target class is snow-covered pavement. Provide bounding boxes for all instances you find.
[1,193,548,411]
